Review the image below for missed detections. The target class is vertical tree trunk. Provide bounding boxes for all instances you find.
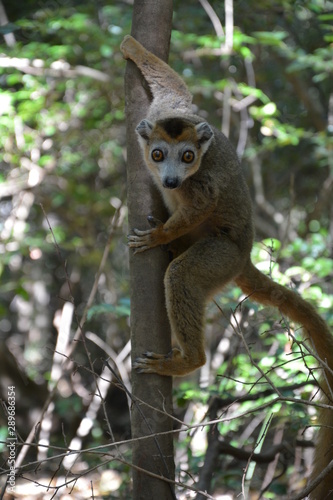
[123,1,175,499]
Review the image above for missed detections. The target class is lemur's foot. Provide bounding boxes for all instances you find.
[133,348,206,376]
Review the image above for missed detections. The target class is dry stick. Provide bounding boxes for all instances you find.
[65,202,125,353]
[38,302,74,461]
[85,333,131,405]
[282,318,333,400]
[13,422,318,500]
[198,0,233,54]
[198,0,224,39]
[6,420,306,475]
[199,0,251,158]
[242,412,273,499]
[10,346,330,494]
[224,294,333,398]
[16,197,181,493]
[62,362,115,471]
[287,459,333,500]
[214,302,331,497]
[114,456,216,500]
[15,387,58,469]
[0,56,110,82]
[15,200,124,469]
[7,392,325,479]
[0,1,15,47]
[216,301,283,397]
[17,358,320,464]
[103,360,176,482]
[13,454,216,500]
[224,0,234,52]
[33,344,175,482]
[259,426,285,497]
[44,201,125,467]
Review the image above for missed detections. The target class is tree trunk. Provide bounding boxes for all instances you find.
[123,1,175,499]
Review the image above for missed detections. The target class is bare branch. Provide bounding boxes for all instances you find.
[0,56,110,82]
[198,0,224,38]
[0,1,15,46]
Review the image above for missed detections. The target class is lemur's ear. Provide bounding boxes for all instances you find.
[195,122,214,150]
[136,119,154,142]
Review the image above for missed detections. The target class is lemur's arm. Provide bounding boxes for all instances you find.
[128,179,219,253]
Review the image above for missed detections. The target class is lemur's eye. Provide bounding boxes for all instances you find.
[151,149,164,162]
[182,151,194,163]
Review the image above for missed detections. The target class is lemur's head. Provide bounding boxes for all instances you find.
[136,117,214,189]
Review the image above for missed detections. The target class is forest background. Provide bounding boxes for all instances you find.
[0,0,333,498]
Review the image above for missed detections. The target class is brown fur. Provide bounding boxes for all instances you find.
[149,122,199,145]
[121,35,333,498]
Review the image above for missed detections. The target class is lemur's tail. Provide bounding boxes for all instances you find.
[120,35,192,115]
[235,260,333,498]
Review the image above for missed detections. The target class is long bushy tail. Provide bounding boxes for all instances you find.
[235,260,333,499]
[120,35,192,117]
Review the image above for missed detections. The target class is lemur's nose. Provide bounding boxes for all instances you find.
[163,177,180,189]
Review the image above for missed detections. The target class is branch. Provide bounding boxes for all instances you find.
[14,200,125,468]
[195,0,233,54]
[0,56,110,82]
[212,380,318,409]
[0,1,15,47]
[289,459,333,500]
[198,0,224,38]
[219,439,292,464]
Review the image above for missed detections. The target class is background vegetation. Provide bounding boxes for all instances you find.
[0,0,332,498]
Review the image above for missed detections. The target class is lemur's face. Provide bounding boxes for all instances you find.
[136,117,213,189]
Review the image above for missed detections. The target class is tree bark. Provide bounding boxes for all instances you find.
[123,1,175,499]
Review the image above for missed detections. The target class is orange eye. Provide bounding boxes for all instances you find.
[182,151,194,163]
[151,149,164,162]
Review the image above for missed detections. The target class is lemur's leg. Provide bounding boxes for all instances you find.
[133,236,247,376]
[120,35,192,113]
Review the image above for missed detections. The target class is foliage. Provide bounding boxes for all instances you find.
[0,0,332,498]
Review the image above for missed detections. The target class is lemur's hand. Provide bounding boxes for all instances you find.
[128,216,165,253]
[146,215,163,228]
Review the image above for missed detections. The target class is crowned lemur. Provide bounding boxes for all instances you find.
[121,35,333,498]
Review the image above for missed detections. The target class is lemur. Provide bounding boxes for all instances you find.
[121,35,333,498]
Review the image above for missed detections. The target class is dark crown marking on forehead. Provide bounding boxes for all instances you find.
[157,117,192,139]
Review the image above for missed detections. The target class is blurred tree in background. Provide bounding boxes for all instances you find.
[0,0,332,498]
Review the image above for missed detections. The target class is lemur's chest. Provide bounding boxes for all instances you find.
[161,188,183,214]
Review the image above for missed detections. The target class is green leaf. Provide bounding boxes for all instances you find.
[318,14,333,21]
[87,300,130,320]
[252,31,288,46]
